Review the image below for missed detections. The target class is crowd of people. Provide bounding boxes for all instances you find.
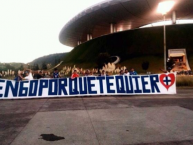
[14,68,137,81]
[70,68,137,79]
[14,68,60,81]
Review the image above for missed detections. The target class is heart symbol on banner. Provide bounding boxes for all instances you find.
[159,73,175,90]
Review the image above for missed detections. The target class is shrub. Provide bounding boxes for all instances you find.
[176,76,193,86]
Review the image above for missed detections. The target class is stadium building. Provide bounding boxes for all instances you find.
[59,0,193,73]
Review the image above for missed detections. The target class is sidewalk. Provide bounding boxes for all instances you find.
[0,88,193,145]
[11,106,193,145]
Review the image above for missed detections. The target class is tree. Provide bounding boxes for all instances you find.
[96,52,111,69]
[4,63,15,70]
[54,59,57,65]
[42,62,47,70]
[27,64,31,69]
[33,64,39,70]
[141,61,149,72]
[19,64,24,70]
[58,58,61,64]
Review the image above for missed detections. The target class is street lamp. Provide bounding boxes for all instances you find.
[157,1,175,70]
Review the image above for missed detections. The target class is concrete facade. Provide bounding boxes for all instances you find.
[59,0,193,47]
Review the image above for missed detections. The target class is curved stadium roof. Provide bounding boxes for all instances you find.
[59,0,193,47]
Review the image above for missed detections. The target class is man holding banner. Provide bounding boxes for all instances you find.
[18,69,33,81]
[71,70,79,79]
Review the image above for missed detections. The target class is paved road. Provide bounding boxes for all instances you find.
[1,88,193,145]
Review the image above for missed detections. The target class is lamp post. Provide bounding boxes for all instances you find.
[163,14,166,71]
[157,1,175,70]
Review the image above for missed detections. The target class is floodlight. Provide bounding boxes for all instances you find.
[157,1,175,15]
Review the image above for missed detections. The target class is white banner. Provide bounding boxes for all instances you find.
[0,73,176,99]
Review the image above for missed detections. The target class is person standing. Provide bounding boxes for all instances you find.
[119,70,125,75]
[14,72,22,81]
[99,70,106,76]
[124,69,130,75]
[71,70,79,79]
[53,68,60,78]
[88,71,94,76]
[18,69,33,80]
[85,69,90,76]
[36,70,44,79]
[106,71,109,76]
[130,68,137,75]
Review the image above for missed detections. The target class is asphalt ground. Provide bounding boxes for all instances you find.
[1,88,193,145]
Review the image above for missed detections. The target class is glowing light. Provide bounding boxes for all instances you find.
[157,1,175,15]
[118,26,123,31]
[140,19,193,28]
